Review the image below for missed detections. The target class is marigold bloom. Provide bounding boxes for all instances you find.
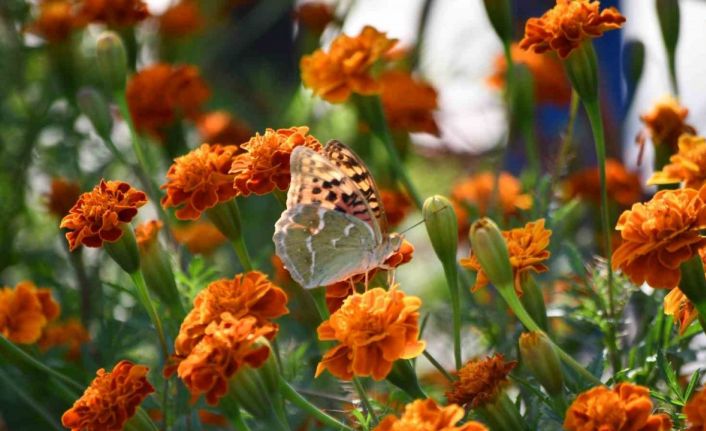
[135,220,163,249]
[612,186,706,289]
[29,1,78,43]
[172,222,227,254]
[0,281,60,344]
[62,360,155,431]
[446,354,516,408]
[664,287,698,335]
[60,180,147,251]
[38,318,90,360]
[159,1,203,38]
[487,43,571,105]
[565,159,642,207]
[197,111,252,147]
[177,313,274,405]
[649,134,706,189]
[300,25,396,103]
[519,0,626,59]
[126,63,210,139]
[75,0,150,27]
[379,70,440,135]
[230,126,322,195]
[564,383,672,431]
[45,177,81,218]
[641,96,695,150]
[461,219,552,295]
[316,287,424,380]
[380,189,413,227]
[451,171,531,219]
[685,386,706,431]
[294,2,335,34]
[374,399,488,431]
[161,144,239,220]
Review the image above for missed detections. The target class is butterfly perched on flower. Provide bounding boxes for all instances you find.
[273,140,403,289]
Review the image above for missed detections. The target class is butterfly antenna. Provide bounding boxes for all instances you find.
[398,205,451,234]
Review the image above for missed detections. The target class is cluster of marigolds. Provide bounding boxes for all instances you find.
[3,0,706,430]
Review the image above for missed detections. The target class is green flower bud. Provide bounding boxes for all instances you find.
[519,276,548,332]
[96,31,128,94]
[477,392,526,431]
[387,359,427,399]
[104,224,141,274]
[622,40,645,108]
[656,0,680,93]
[205,200,243,243]
[469,218,513,288]
[77,87,113,140]
[482,0,513,44]
[423,195,458,269]
[519,331,564,396]
[563,41,599,103]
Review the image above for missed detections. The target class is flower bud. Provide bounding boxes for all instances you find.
[563,41,599,103]
[469,218,513,288]
[104,224,140,274]
[656,0,680,60]
[96,31,128,94]
[519,276,548,331]
[519,331,564,396]
[205,200,243,243]
[622,40,645,109]
[423,195,458,270]
[679,254,706,317]
[387,359,427,399]
[482,0,513,44]
[77,87,113,139]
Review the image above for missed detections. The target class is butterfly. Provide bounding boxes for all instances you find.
[273,140,403,289]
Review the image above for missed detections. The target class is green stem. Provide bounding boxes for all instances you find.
[422,350,455,382]
[129,271,169,359]
[583,98,621,374]
[279,377,353,431]
[231,237,254,272]
[353,377,378,425]
[667,52,679,96]
[0,368,64,431]
[442,262,462,370]
[129,408,161,431]
[221,395,252,431]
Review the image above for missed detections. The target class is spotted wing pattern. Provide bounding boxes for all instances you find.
[323,140,388,232]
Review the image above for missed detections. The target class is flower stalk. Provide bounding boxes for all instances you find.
[128,270,169,359]
[205,200,253,271]
[278,377,353,431]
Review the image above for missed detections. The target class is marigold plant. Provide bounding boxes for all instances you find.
[172,222,227,254]
[0,281,60,344]
[649,134,706,188]
[38,318,90,360]
[641,95,695,150]
[446,354,516,408]
[452,171,532,220]
[565,159,643,207]
[685,386,706,431]
[663,287,698,335]
[75,0,150,27]
[45,177,81,218]
[374,399,488,431]
[379,70,440,135]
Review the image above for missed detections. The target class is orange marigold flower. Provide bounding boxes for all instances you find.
[75,0,150,27]
[300,25,397,103]
[135,220,163,249]
[38,318,90,360]
[612,186,706,289]
[565,159,643,207]
[380,188,413,227]
[197,111,252,147]
[451,171,531,219]
[564,383,672,431]
[126,63,210,139]
[641,95,696,150]
[170,271,288,371]
[664,287,698,335]
[230,126,322,195]
[488,43,571,105]
[685,386,706,431]
[519,0,626,59]
[161,144,239,220]
[60,179,147,251]
[198,410,228,426]
[294,2,335,35]
[649,134,706,189]
[315,286,425,381]
[271,255,293,286]
[62,360,155,431]
[0,281,60,344]
[45,177,81,218]
[460,219,552,295]
[379,70,440,136]
[172,222,227,254]
[374,399,488,431]
[29,0,78,43]
[159,1,204,38]
[446,354,516,408]
[177,313,274,405]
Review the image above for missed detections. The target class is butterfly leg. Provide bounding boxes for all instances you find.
[364,270,370,291]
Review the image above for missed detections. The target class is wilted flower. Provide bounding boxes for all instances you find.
[197,111,252,147]
[45,177,81,218]
[172,222,227,254]
[452,171,531,219]
[29,0,78,43]
[159,1,204,38]
[300,25,396,103]
[0,281,60,344]
[161,144,239,220]
[565,159,643,207]
[61,360,155,431]
[126,63,210,139]
[641,95,695,150]
[294,2,335,35]
[461,219,552,295]
[612,186,706,289]
[38,318,90,360]
[374,399,489,431]
[664,287,698,335]
[520,0,625,59]
[380,189,413,227]
[446,354,516,408]
[230,126,322,195]
[60,180,147,251]
[487,43,571,105]
[649,134,706,189]
[379,70,440,135]
[75,0,150,27]
[316,287,425,380]
[685,386,706,431]
[564,383,672,431]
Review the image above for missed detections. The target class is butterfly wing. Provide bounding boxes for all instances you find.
[273,204,379,289]
[323,140,388,232]
[287,146,382,241]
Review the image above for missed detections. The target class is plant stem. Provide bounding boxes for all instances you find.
[231,237,254,272]
[353,377,378,425]
[221,395,252,431]
[443,262,462,370]
[422,350,455,382]
[279,377,353,431]
[129,271,169,359]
